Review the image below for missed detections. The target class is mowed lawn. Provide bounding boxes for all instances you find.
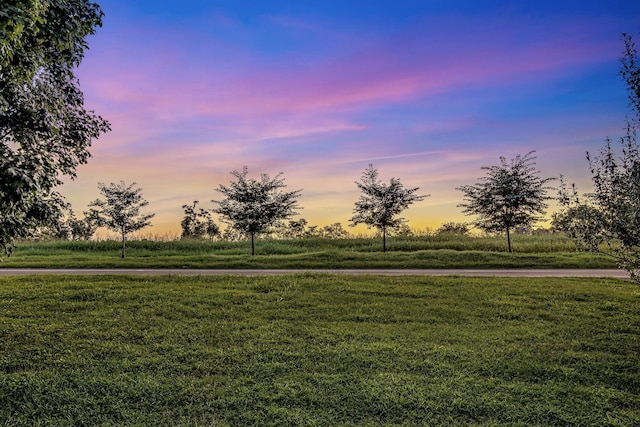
[0,274,638,426]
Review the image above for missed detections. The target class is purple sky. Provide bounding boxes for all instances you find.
[67,0,640,236]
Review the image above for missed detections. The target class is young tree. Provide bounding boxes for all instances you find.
[0,1,110,256]
[280,218,310,239]
[55,207,99,240]
[386,223,415,237]
[436,222,471,236]
[88,181,155,258]
[180,201,219,240]
[556,34,640,281]
[68,212,100,241]
[350,164,427,252]
[553,179,607,249]
[320,222,350,239]
[213,167,301,255]
[275,218,318,239]
[557,132,640,280]
[457,151,554,253]
[203,215,221,242]
[181,201,203,239]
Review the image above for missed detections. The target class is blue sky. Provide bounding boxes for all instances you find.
[66,0,640,236]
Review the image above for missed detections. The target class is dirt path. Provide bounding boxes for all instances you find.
[0,268,630,278]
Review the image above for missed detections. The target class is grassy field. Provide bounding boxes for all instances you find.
[0,273,638,425]
[2,234,616,269]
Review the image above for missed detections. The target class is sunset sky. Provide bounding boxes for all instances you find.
[66,0,640,237]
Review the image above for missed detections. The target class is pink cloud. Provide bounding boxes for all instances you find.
[79,14,617,126]
[67,9,631,236]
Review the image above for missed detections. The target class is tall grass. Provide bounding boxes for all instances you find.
[16,233,579,254]
[3,234,614,269]
[0,274,637,425]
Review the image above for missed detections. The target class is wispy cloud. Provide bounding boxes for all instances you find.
[346,150,445,164]
[68,2,637,234]
[81,12,618,121]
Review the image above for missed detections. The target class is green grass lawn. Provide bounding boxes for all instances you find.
[2,235,616,269]
[1,273,638,425]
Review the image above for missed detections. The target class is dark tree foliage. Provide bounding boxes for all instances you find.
[553,178,607,250]
[387,223,414,237]
[621,33,640,121]
[457,151,554,253]
[68,212,99,241]
[55,207,99,240]
[279,218,310,239]
[0,1,110,256]
[436,222,471,236]
[213,167,301,255]
[556,34,640,281]
[586,134,640,254]
[88,181,155,258]
[274,219,350,239]
[180,200,219,240]
[350,164,427,252]
[557,132,640,280]
[319,222,350,239]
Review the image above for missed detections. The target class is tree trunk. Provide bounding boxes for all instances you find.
[121,232,126,258]
[506,226,512,253]
[382,226,387,253]
[251,232,255,256]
